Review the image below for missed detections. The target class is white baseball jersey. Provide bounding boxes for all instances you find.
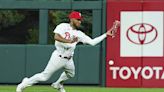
[54,23,107,57]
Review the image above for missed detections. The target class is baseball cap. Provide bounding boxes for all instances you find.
[69,11,82,20]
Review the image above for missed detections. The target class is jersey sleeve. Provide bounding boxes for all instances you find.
[78,31,107,46]
[78,31,92,44]
[53,23,65,35]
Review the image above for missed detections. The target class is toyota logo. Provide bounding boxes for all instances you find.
[126,23,158,45]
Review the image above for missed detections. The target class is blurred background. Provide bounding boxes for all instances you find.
[0,10,92,44]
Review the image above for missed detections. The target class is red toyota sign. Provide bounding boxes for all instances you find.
[106,0,164,87]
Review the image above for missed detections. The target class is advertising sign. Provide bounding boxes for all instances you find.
[106,1,164,87]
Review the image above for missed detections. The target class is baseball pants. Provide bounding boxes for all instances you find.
[20,50,75,87]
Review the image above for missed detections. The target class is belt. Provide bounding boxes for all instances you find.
[59,55,72,60]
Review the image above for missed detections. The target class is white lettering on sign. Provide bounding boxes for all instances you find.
[109,66,164,80]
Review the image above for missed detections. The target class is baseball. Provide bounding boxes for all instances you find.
[109,60,114,65]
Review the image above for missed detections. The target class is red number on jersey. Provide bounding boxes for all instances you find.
[64,32,70,39]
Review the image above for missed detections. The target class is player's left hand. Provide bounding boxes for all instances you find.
[70,36,78,43]
[106,20,120,38]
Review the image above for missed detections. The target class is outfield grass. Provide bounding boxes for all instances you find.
[1,85,164,92]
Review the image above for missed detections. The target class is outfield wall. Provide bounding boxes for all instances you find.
[0,45,100,84]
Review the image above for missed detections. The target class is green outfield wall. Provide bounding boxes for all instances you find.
[0,45,100,84]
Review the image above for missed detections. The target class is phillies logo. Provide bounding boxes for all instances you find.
[64,32,70,40]
[126,23,158,45]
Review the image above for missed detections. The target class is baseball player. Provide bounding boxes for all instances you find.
[16,11,120,92]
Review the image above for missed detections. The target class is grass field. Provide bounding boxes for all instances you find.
[1,85,164,92]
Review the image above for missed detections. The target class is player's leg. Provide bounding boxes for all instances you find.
[51,58,75,92]
[16,51,65,92]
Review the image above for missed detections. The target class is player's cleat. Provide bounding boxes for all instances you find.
[51,82,66,92]
[16,77,29,92]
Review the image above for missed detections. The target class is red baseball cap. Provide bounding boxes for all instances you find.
[69,11,82,20]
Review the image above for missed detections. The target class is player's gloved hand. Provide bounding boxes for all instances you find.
[70,36,78,43]
[106,20,120,38]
